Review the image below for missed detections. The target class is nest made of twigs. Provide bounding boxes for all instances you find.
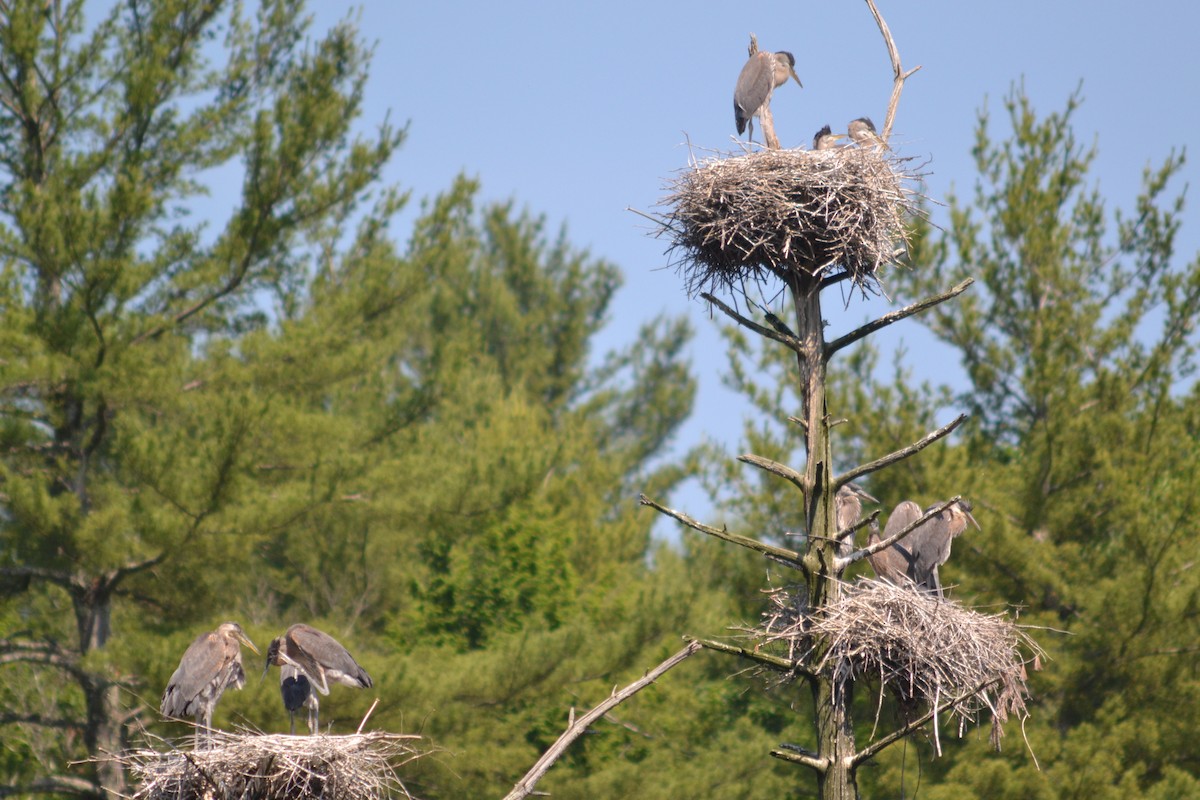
[117,730,423,800]
[656,145,922,297]
[759,579,1042,751]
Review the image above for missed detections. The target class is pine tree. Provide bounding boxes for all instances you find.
[0,2,402,795]
[0,6,704,798]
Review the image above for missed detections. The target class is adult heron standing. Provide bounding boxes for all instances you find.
[264,624,373,734]
[733,49,802,143]
[160,622,260,739]
[906,499,979,598]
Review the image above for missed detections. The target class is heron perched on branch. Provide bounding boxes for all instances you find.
[836,483,879,556]
[869,499,979,597]
[812,124,845,151]
[264,624,373,734]
[847,117,888,149]
[160,622,260,739]
[733,49,801,143]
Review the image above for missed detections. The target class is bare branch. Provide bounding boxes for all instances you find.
[0,565,75,590]
[639,494,802,566]
[738,453,808,495]
[864,0,923,142]
[701,292,803,354]
[836,509,881,544]
[110,553,167,584]
[759,102,781,151]
[835,413,967,488]
[0,713,82,730]
[686,636,816,679]
[503,642,701,800]
[0,639,82,677]
[825,278,974,359]
[1,555,166,606]
[770,745,828,773]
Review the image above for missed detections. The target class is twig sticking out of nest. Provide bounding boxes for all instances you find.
[117,730,424,800]
[656,146,922,297]
[760,579,1042,750]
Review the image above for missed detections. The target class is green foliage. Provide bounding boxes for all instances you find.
[0,2,707,797]
[7,2,1194,798]
[716,86,1200,798]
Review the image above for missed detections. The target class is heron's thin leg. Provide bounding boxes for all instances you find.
[289,710,296,736]
[309,696,319,736]
[198,711,212,749]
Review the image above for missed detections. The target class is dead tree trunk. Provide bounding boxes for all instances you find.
[76,582,126,800]
[83,674,127,799]
[814,675,858,800]
[635,4,1041,798]
[791,273,860,800]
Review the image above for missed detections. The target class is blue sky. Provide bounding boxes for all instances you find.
[308,1,1200,522]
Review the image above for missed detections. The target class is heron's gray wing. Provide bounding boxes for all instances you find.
[866,525,901,584]
[915,504,958,568]
[903,507,952,593]
[734,54,773,131]
[287,624,373,692]
[226,655,246,691]
[883,500,922,538]
[160,630,224,718]
[867,501,920,585]
[883,500,923,561]
[282,625,333,694]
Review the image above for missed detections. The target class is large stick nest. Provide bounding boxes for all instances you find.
[760,579,1042,751]
[115,730,424,800]
[656,146,923,297]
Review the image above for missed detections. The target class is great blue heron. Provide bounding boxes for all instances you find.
[812,124,845,151]
[847,117,887,149]
[869,499,978,596]
[906,499,979,597]
[835,483,879,556]
[733,49,802,142]
[160,622,260,739]
[279,664,319,735]
[264,623,373,734]
[867,501,919,586]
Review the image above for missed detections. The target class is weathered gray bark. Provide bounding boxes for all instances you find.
[790,273,861,800]
[814,676,858,800]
